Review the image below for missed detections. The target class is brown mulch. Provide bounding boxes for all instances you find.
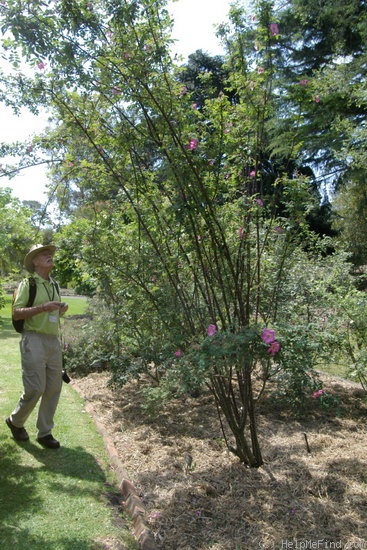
[72,372,367,550]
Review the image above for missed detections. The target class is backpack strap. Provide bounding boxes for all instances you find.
[27,276,37,307]
[49,278,60,300]
[12,276,38,333]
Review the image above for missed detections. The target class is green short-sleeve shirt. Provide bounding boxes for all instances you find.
[13,274,61,336]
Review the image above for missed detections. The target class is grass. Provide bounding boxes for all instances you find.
[0,296,138,550]
[318,361,349,378]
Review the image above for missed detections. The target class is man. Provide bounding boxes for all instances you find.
[5,244,68,449]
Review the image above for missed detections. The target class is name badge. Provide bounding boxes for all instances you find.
[48,314,58,323]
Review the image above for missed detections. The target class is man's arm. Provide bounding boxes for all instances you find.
[13,302,65,320]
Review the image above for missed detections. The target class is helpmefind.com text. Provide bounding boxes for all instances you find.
[258,540,367,549]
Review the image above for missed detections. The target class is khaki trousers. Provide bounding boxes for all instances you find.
[10,331,63,438]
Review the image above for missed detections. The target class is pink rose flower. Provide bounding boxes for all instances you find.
[186,139,199,150]
[207,324,217,337]
[261,328,276,344]
[267,340,281,355]
[269,23,279,36]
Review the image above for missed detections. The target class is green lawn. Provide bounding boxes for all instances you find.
[0,297,137,550]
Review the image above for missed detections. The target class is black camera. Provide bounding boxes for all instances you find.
[62,370,71,384]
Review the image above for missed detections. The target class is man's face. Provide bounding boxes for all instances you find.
[32,250,55,271]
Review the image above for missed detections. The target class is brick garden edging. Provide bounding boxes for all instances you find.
[72,383,159,550]
[121,479,158,550]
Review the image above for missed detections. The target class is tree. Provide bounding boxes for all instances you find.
[0,187,37,276]
[177,49,232,109]
[0,0,357,467]
[215,0,366,255]
[267,0,367,249]
[332,178,367,265]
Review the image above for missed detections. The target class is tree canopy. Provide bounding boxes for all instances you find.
[0,187,37,275]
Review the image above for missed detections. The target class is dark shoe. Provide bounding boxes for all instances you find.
[37,434,60,449]
[5,417,29,441]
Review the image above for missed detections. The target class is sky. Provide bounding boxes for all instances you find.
[0,0,233,203]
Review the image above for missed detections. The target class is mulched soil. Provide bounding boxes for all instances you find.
[72,371,367,550]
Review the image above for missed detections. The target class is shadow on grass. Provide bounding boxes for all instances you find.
[0,528,98,550]
[0,438,41,519]
[0,435,113,549]
[22,441,107,485]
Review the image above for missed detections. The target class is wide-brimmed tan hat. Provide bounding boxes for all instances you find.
[24,244,57,272]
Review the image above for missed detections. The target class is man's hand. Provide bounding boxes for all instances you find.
[59,302,69,315]
[43,301,68,313]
